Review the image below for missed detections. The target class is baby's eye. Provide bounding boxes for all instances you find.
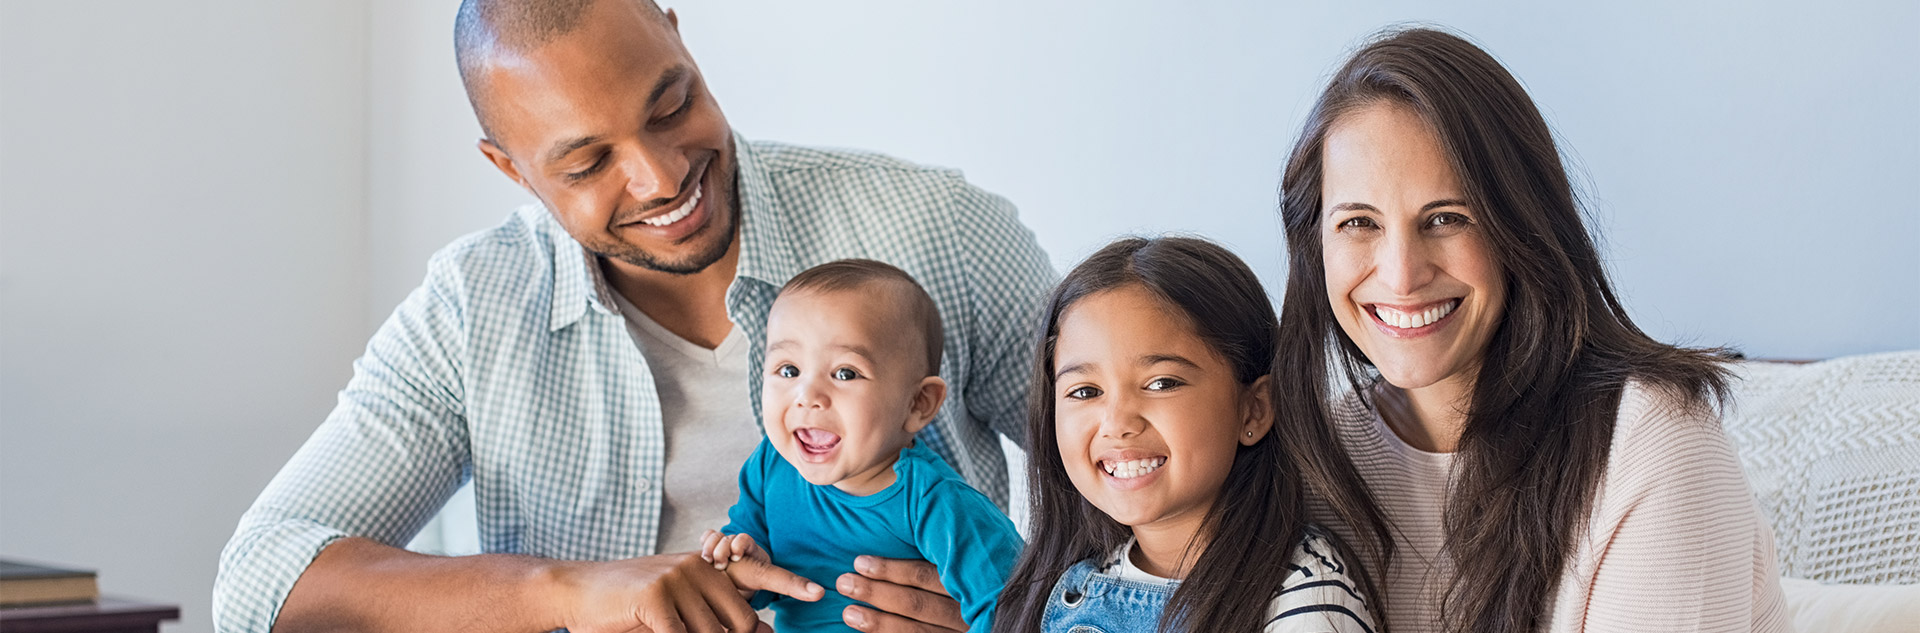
[1064,386,1102,400]
[832,367,860,381]
[774,364,799,379]
[1145,377,1183,391]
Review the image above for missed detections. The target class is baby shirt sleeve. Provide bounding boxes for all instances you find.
[722,437,779,609]
[912,480,1026,633]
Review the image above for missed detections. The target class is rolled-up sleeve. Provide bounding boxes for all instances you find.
[214,258,473,633]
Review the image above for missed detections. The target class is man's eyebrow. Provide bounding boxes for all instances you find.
[647,65,690,109]
[538,65,691,167]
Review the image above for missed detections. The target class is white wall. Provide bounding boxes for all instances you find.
[1,2,1915,633]
[0,3,370,633]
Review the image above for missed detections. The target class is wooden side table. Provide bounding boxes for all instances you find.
[0,597,180,633]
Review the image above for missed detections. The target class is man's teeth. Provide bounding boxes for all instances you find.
[639,184,701,227]
[1102,457,1167,480]
[1374,301,1456,329]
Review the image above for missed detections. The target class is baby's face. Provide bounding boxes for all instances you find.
[761,288,929,495]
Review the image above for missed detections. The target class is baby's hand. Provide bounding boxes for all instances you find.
[699,529,766,571]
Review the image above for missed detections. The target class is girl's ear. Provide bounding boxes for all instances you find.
[1239,374,1275,446]
[904,375,949,434]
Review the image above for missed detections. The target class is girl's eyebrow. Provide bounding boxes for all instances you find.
[1139,354,1202,371]
[1054,361,1092,381]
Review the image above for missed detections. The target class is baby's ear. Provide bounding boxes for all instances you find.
[904,376,949,434]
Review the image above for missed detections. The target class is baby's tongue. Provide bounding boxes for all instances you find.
[796,428,841,448]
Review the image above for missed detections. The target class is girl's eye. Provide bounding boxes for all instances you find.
[1064,386,1102,400]
[774,364,798,379]
[1145,377,1183,391]
[832,367,859,381]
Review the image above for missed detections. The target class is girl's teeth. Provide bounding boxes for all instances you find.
[1102,457,1167,479]
[1374,300,1456,329]
[640,184,702,226]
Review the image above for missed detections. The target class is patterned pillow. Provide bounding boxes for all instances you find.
[1722,352,1920,584]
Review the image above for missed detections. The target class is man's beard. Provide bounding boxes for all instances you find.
[598,200,737,275]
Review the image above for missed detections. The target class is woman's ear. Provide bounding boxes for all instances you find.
[1239,375,1275,446]
[904,375,949,434]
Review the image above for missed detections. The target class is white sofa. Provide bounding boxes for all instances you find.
[1723,352,1920,631]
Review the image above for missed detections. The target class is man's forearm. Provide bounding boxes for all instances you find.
[275,537,564,633]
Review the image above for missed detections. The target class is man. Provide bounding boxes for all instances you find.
[212,1,1053,632]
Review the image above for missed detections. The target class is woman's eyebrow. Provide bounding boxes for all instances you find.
[1422,198,1469,212]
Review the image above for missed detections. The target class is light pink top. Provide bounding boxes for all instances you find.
[1322,382,1790,632]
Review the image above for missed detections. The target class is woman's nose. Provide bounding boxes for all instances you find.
[1376,229,1439,296]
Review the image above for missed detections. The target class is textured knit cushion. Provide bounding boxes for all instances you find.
[1723,351,1920,584]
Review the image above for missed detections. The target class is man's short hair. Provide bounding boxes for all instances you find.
[779,260,944,378]
[453,0,669,140]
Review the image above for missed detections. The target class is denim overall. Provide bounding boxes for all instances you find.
[1039,558,1179,633]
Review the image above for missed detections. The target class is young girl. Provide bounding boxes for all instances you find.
[995,236,1384,633]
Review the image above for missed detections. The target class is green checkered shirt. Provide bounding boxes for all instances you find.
[214,136,1055,633]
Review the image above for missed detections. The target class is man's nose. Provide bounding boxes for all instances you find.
[1376,229,1439,296]
[620,143,690,204]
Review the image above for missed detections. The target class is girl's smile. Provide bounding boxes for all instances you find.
[1052,285,1268,542]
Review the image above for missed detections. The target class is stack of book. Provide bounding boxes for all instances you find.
[0,559,98,607]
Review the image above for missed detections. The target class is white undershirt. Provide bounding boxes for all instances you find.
[604,280,761,555]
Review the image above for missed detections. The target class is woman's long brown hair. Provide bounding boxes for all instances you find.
[994,237,1390,632]
[1276,27,1734,633]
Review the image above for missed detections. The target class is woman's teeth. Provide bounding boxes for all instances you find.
[640,184,701,227]
[1102,457,1167,479]
[1374,300,1456,329]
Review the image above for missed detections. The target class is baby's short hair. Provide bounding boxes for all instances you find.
[779,259,944,377]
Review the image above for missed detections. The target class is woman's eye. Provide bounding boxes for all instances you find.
[832,367,859,381]
[775,364,798,378]
[1337,216,1377,230]
[1065,386,1103,400]
[1145,377,1183,391]
[1428,212,1471,229]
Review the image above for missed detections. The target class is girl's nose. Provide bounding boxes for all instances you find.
[1095,397,1146,439]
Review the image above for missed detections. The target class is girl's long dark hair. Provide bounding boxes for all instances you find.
[1276,27,1734,633]
[994,236,1389,633]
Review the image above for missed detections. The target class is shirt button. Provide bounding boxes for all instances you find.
[635,477,654,491]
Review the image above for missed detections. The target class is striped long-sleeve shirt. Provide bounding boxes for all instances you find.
[1322,382,1790,632]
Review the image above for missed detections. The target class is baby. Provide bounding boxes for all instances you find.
[701,259,1023,633]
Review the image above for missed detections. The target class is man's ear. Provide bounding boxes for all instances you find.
[478,139,531,191]
[904,376,948,435]
[1239,374,1275,446]
[664,8,680,30]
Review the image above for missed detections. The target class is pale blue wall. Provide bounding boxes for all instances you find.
[656,0,1918,359]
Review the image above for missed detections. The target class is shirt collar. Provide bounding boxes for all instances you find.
[546,131,800,332]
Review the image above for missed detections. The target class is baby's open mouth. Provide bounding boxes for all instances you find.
[794,428,842,455]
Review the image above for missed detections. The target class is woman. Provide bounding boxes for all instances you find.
[1275,28,1789,632]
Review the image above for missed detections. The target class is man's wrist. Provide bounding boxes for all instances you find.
[524,557,581,631]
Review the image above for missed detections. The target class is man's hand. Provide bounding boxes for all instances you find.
[550,551,820,633]
[835,556,966,633]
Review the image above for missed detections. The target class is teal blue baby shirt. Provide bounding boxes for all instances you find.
[723,438,1023,632]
